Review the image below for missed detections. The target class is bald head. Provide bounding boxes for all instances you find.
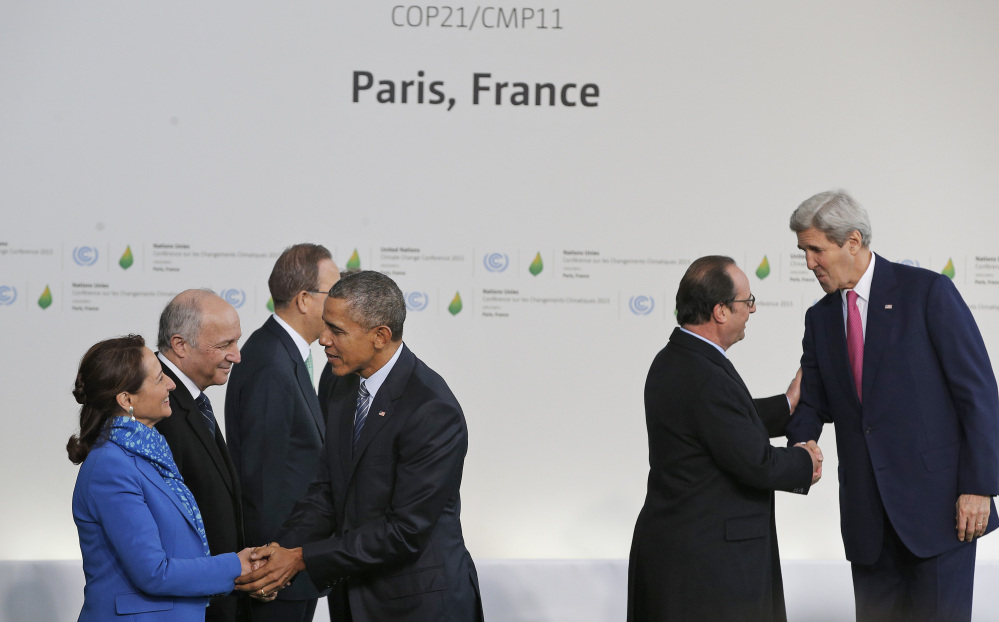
[159,289,242,390]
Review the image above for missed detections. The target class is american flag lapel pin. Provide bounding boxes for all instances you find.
[885,304,892,309]
[378,411,386,417]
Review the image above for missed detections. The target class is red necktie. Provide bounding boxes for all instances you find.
[846,290,863,402]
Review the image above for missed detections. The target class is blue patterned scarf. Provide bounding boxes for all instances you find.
[108,416,211,556]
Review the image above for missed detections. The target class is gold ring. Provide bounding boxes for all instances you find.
[258,589,266,597]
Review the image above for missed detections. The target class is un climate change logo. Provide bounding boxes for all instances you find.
[405,292,429,312]
[483,252,509,273]
[220,289,246,309]
[629,295,655,316]
[900,259,921,267]
[73,246,99,266]
[0,286,17,306]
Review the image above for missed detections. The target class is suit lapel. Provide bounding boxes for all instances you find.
[861,255,897,403]
[129,450,201,536]
[161,366,237,496]
[265,317,326,441]
[819,293,860,408]
[351,347,414,468]
[669,328,753,401]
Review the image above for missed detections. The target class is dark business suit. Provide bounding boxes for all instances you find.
[156,358,247,622]
[280,344,483,622]
[225,316,327,620]
[627,328,813,622]
[787,255,999,620]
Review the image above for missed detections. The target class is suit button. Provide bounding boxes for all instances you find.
[865,426,873,434]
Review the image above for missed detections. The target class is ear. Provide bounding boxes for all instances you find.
[371,325,393,349]
[712,302,729,325]
[846,230,864,254]
[294,290,311,314]
[169,334,187,357]
[115,391,132,413]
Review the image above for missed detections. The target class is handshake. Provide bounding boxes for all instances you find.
[233,543,307,601]
[794,440,823,485]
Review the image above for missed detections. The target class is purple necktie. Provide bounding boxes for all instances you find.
[846,290,863,402]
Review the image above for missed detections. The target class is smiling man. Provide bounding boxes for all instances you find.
[156,288,246,622]
[235,270,483,622]
[787,190,999,622]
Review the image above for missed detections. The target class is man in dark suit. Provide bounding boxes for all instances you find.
[234,270,483,622]
[627,255,820,622]
[155,289,246,622]
[787,189,999,622]
[225,244,339,622]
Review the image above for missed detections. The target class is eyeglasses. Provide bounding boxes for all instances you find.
[728,294,756,309]
[305,290,329,296]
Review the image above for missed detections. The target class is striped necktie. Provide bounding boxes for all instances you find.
[194,392,217,439]
[353,380,371,450]
[305,351,314,385]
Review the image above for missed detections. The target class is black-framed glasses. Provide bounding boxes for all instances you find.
[728,294,756,309]
[305,290,330,296]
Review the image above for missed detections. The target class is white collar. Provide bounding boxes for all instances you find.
[841,251,876,304]
[157,351,202,399]
[361,343,404,400]
[272,313,311,361]
[679,327,728,359]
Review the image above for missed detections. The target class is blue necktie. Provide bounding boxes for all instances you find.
[352,380,371,450]
[195,392,217,439]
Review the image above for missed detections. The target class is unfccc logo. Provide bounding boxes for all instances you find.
[0,286,17,306]
[483,253,509,273]
[629,295,655,316]
[405,292,429,311]
[73,246,99,266]
[220,289,246,309]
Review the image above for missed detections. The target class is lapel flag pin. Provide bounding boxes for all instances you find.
[885,304,892,309]
[378,411,386,417]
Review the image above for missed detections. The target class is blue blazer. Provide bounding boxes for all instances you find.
[73,440,242,621]
[787,255,999,563]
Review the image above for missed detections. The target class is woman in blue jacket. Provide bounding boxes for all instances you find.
[68,335,253,621]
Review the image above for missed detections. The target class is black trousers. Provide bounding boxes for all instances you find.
[852,513,977,622]
[248,597,318,622]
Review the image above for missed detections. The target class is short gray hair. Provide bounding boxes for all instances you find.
[329,271,405,341]
[789,189,872,247]
[157,289,216,351]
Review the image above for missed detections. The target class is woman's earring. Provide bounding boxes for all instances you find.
[129,406,136,422]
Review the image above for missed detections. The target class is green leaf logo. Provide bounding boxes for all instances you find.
[38,285,53,309]
[266,297,275,313]
[942,258,955,279]
[448,292,463,315]
[119,245,134,270]
[346,249,361,271]
[755,255,771,280]
[529,252,544,276]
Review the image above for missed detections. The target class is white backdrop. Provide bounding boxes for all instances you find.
[2,1,999,569]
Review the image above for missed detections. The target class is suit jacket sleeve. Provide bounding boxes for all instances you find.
[786,307,833,445]
[278,435,339,548]
[231,373,301,546]
[926,274,999,495]
[696,377,812,493]
[754,394,792,438]
[85,453,242,596]
[298,397,466,584]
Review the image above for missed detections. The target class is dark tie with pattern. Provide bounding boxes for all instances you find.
[352,380,371,450]
[195,392,218,439]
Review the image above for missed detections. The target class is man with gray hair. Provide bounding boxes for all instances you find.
[225,244,339,622]
[234,270,483,622]
[156,289,246,622]
[787,189,999,621]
